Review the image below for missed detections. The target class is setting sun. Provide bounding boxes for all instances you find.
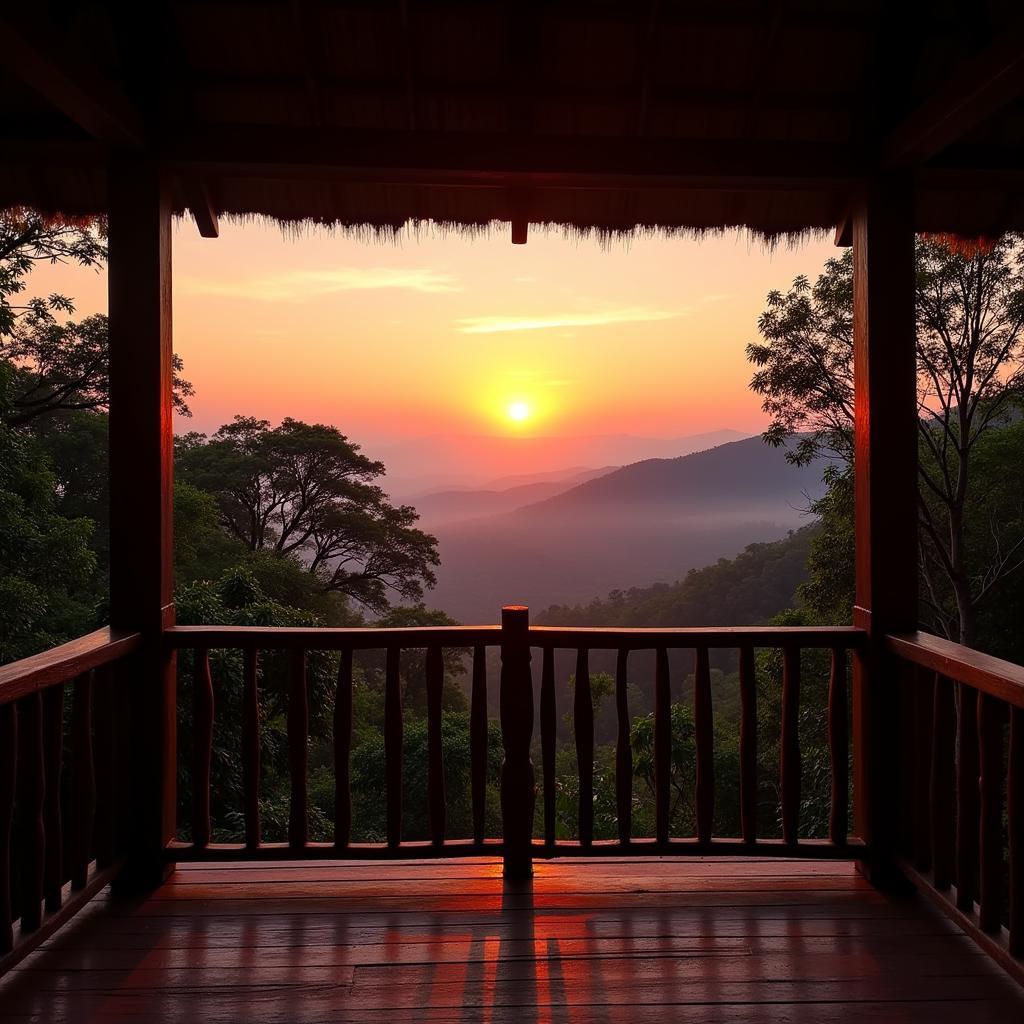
[507,400,531,422]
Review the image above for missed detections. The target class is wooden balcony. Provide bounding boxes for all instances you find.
[1,613,1024,1020]
[1,857,1022,1023]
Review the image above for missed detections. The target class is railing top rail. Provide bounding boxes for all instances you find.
[0,627,143,705]
[887,630,1024,709]
[164,624,503,650]
[530,625,865,649]
[165,623,865,651]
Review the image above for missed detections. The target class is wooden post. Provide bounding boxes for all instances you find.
[850,177,918,883]
[107,154,177,893]
[499,605,535,879]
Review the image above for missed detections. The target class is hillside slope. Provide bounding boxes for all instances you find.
[426,437,826,622]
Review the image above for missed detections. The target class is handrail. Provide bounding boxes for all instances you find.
[886,630,1024,709]
[168,612,864,874]
[164,624,502,649]
[531,624,864,649]
[0,626,140,973]
[0,627,144,705]
[165,622,865,650]
[887,627,1024,986]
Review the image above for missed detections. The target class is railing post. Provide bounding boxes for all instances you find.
[500,605,535,879]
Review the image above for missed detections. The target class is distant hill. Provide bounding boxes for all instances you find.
[412,467,616,527]
[380,428,750,496]
[426,436,828,622]
[518,434,825,520]
[536,525,816,628]
[480,466,617,491]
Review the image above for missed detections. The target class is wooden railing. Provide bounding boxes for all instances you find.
[887,630,1024,986]
[0,627,142,973]
[166,608,865,875]
[13,615,1024,985]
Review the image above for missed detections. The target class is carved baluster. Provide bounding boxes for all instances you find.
[334,649,352,850]
[780,647,801,846]
[931,673,955,890]
[739,645,757,845]
[575,648,594,847]
[17,693,44,930]
[955,683,979,911]
[93,666,118,868]
[426,646,446,846]
[0,703,16,953]
[540,647,556,845]
[288,650,308,848]
[70,672,94,891]
[243,649,261,849]
[191,649,214,849]
[385,646,402,848]
[654,647,671,845]
[828,648,849,847]
[614,649,632,845]
[470,646,488,844]
[42,684,64,911]
[1009,705,1024,955]
[694,646,714,845]
[977,692,1004,932]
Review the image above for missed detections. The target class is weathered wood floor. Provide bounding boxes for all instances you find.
[1,857,1022,1022]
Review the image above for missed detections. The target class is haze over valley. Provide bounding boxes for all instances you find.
[413,434,827,622]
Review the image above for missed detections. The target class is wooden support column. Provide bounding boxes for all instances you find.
[851,177,918,883]
[107,154,176,892]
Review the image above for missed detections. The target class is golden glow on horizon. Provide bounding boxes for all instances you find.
[507,400,531,422]
[26,224,841,445]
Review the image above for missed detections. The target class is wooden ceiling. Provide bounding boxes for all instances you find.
[1,1,1023,241]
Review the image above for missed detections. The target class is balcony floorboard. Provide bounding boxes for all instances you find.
[1,857,1022,1022]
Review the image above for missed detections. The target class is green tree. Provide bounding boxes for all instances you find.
[748,238,1024,645]
[177,416,440,612]
[2,311,193,427]
[0,368,97,661]
[0,208,105,337]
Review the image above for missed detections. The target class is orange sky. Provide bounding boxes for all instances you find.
[31,220,837,445]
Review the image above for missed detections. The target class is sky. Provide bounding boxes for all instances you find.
[31,219,837,458]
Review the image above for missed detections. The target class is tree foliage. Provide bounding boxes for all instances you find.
[0,208,106,337]
[748,238,1024,645]
[177,416,440,612]
[0,367,97,661]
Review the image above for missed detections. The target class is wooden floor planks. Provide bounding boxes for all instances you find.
[1,857,1021,1023]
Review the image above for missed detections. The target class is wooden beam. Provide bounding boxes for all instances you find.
[0,19,143,146]
[850,177,918,883]
[164,127,862,190]
[634,0,662,136]
[182,177,219,238]
[398,0,418,130]
[187,71,854,116]
[885,26,1024,165]
[107,155,176,892]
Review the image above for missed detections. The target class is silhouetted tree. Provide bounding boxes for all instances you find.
[177,416,440,612]
[748,238,1024,645]
[2,311,193,425]
[0,208,105,336]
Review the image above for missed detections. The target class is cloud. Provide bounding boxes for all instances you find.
[180,266,461,300]
[456,306,685,334]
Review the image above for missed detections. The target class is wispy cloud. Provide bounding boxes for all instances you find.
[180,266,461,300]
[456,306,685,334]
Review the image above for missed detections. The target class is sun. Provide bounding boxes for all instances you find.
[507,400,531,423]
